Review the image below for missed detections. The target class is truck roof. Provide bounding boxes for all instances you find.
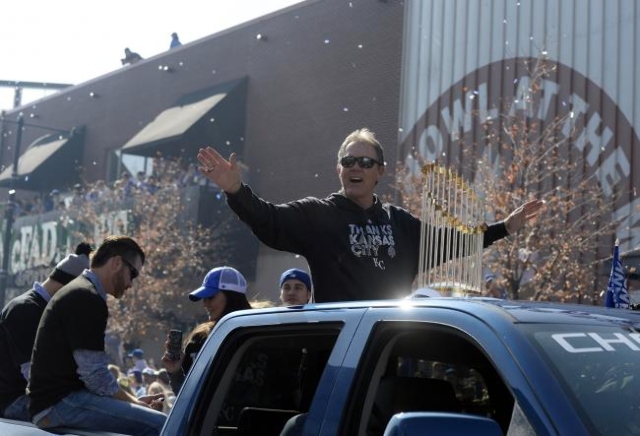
[233,298,640,327]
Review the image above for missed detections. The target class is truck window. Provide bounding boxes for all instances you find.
[521,324,640,435]
[197,323,341,436]
[343,322,517,436]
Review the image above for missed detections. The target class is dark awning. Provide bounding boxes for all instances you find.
[121,78,247,158]
[0,128,85,191]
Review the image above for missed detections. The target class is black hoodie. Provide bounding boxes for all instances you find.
[227,184,507,302]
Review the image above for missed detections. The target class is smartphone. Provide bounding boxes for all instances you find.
[168,329,183,361]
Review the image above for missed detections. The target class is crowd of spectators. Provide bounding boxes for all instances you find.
[12,164,216,218]
[109,349,176,414]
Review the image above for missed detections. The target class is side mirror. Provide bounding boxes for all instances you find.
[383,412,503,436]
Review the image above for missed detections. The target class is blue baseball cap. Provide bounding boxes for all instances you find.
[279,268,312,290]
[189,266,247,301]
[128,348,144,358]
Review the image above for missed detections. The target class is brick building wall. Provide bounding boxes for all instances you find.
[0,0,405,298]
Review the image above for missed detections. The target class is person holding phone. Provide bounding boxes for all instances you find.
[161,266,252,392]
[197,128,543,302]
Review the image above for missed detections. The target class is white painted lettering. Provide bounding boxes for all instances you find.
[418,125,444,163]
[598,147,631,196]
[403,154,423,183]
[476,82,499,124]
[18,227,34,271]
[441,98,472,138]
[561,94,589,139]
[578,113,613,166]
[538,80,560,121]
[553,332,640,353]
[587,332,640,351]
[552,333,602,353]
[10,240,21,274]
[509,76,535,118]
[28,230,41,267]
[40,221,58,263]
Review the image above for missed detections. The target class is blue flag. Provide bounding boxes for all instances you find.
[605,242,629,308]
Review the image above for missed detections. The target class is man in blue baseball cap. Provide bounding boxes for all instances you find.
[127,348,148,372]
[279,268,312,306]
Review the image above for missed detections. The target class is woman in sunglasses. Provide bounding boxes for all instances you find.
[197,128,542,303]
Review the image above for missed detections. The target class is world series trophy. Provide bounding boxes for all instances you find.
[417,163,487,296]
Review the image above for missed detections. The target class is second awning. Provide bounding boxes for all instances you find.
[121,78,247,158]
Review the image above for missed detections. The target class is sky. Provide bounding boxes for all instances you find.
[0,0,304,111]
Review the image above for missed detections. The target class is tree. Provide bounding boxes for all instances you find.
[66,158,234,346]
[394,56,624,302]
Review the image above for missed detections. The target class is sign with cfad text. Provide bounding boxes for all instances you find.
[1,209,129,294]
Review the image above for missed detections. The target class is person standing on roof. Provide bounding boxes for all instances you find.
[170,32,182,49]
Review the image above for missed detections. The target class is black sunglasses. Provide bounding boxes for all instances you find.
[339,155,382,169]
[121,256,139,280]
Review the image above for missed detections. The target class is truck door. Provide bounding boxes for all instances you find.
[319,306,553,436]
[165,308,366,436]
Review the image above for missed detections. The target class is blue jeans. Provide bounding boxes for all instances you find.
[3,394,30,421]
[33,389,166,436]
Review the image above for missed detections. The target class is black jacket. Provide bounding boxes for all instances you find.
[0,289,47,414]
[227,184,508,302]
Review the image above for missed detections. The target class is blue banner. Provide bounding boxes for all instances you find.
[605,243,629,308]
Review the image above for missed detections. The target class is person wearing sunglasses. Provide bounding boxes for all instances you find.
[197,128,542,303]
[28,235,167,435]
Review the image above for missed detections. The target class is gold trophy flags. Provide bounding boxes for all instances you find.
[417,163,486,296]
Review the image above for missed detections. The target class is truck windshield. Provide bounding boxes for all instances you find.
[523,324,640,435]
